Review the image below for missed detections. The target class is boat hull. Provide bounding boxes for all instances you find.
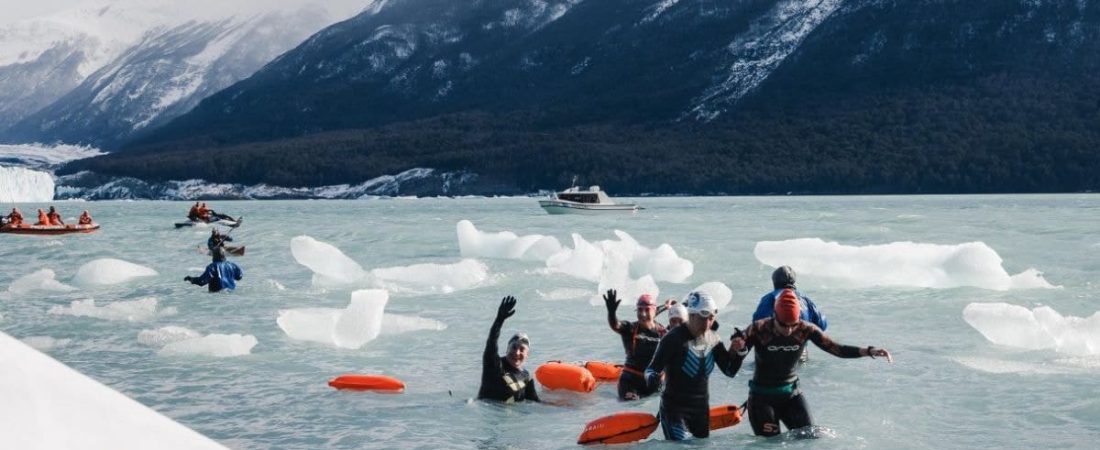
[0,224,99,235]
[539,200,639,214]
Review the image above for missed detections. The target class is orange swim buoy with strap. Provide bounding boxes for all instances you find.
[583,361,623,382]
[534,361,596,393]
[578,411,658,445]
[327,374,405,393]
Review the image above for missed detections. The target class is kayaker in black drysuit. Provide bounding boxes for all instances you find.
[603,288,666,400]
[207,228,233,251]
[731,288,892,437]
[478,296,539,403]
[644,290,738,441]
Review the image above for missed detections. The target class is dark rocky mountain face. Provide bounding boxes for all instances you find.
[68,0,1100,194]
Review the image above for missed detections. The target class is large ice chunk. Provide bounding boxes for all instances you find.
[693,282,733,311]
[72,258,158,286]
[47,298,176,322]
[138,326,202,347]
[8,269,77,294]
[547,234,605,282]
[457,220,562,261]
[369,259,489,295]
[277,289,444,348]
[754,238,1057,290]
[290,235,367,287]
[159,334,258,358]
[963,303,1100,356]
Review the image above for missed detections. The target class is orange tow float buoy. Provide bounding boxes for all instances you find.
[708,403,742,430]
[534,361,596,393]
[577,411,658,445]
[583,361,623,382]
[327,374,405,393]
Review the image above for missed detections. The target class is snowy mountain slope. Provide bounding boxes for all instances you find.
[0,0,369,147]
[7,8,335,148]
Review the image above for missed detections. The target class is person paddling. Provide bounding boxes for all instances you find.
[478,296,539,403]
[604,289,667,400]
[78,211,94,225]
[184,247,243,293]
[5,208,23,226]
[731,288,892,437]
[35,209,49,226]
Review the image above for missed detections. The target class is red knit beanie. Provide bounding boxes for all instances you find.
[775,289,800,324]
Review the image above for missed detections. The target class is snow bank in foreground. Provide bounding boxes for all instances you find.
[8,269,77,294]
[0,165,54,202]
[291,236,490,294]
[754,238,1057,290]
[48,298,176,322]
[138,326,256,357]
[277,289,445,348]
[72,258,158,286]
[963,303,1100,356]
[0,331,228,449]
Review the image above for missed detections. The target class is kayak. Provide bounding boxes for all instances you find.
[0,223,99,235]
[198,245,246,256]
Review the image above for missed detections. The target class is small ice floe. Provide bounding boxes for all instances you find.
[48,297,176,322]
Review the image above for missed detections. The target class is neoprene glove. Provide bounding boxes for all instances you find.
[184,276,193,282]
[603,289,620,312]
[496,296,517,322]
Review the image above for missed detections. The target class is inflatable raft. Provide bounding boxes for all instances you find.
[0,223,99,235]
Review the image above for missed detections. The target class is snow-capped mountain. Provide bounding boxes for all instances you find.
[0,0,369,148]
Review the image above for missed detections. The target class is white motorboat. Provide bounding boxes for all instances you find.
[538,185,640,214]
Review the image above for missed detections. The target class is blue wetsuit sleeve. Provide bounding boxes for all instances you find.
[190,265,215,286]
[803,295,827,331]
[752,294,773,322]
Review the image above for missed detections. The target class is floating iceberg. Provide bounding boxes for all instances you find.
[754,238,1057,290]
[72,258,158,286]
[457,219,562,261]
[963,303,1100,356]
[290,235,367,287]
[8,269,77,294]
[48,298,176,322]
[159,334,258,358]
[277,289,445,349]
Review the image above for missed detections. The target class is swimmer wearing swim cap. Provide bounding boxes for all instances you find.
[603,289,667,401]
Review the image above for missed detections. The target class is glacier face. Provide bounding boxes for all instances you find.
[0,166,55,203]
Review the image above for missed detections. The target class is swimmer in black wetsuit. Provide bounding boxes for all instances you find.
[730,288,892,437]
[478,296,540,403]
[603,289,667,400]
[644,290,738,441]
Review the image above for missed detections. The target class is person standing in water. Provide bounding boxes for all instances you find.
[645,290,738,441]
[478,296,539,403]
[603,289,667,400]
[666,302,688,329]
[184,248,243,293]
[731,288,892,437]
[753,266,827,362]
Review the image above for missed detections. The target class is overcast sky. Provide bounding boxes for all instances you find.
[1,0,371,26]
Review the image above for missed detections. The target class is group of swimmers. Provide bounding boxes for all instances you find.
[2,206,93,227]
[478,265,892,441]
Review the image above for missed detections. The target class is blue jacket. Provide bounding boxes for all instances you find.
[752,288,827,331]
[189,261,243,292]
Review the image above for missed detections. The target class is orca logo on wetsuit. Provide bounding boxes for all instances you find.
[766,345,801,352]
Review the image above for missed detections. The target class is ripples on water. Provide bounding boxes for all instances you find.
[1,195,1099,449]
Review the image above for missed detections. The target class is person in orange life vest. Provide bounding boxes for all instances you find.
[36,209,50,226]
[604,289,667,400]
[187,202,201,221]
[47,206,63,225]
[5,208,23,226]
[78,211,94,225]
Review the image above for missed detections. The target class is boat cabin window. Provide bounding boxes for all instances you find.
[559,193,599,203]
